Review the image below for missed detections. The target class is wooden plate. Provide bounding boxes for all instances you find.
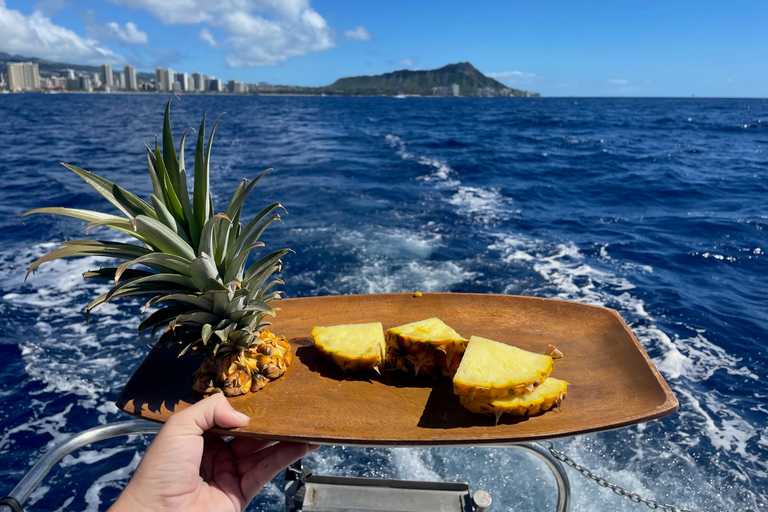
[116,293,677,446]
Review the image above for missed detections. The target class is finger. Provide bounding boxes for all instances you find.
[228,437,278,460]
[167,393,251,436]
[200,433,228,481]
[239,442,315,502]
[211,434,248,510]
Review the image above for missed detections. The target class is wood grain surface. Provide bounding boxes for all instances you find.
[116,293,677,446]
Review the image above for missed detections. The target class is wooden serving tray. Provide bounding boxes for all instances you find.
[116,293,677,446]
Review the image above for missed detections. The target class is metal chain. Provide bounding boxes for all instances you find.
[544,442,702,512]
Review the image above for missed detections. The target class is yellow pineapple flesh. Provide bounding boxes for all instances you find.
[453,335,554,399]
[311,322,386,372]
[460,377,568,422]
[386,317,467,377]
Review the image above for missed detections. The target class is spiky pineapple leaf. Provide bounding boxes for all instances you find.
[243,248,292,287]
[147,293,213,310]
[134,215,196,260]
[83,268,154,281]
[115,253,192,282]
[145,145,165,204]
[21,207,126,225]
[198,213,230,258]
[154,140,186,228]
[138,302,194,342]
[26,241,151,280]
[226,202,283,265]
[175,128,196,248]
[162,99,180,191]
[104,273,198,302]
[224,170,271,219]
[223,242,265,284]
[61,163,156,220]
[189,252,221,290]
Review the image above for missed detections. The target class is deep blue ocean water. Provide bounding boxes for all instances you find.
[0,94,766,511]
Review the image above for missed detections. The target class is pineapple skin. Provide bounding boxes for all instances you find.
[192,329,291,397]
[312,322,386,372]
[460,378,568,418]
[453,336,555,400]
[385,318,467,377]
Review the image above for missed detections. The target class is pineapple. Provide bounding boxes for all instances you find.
[460,377,568,423]
[385,317,467,377]
[24,99,292,396]
[453,336,554,400]
[311,322,386,372]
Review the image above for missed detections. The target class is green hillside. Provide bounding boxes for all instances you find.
[317,62,536,97]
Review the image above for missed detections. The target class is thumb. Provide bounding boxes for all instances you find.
[170,393,251,435]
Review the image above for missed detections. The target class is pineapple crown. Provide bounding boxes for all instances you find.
[23,99,290,356]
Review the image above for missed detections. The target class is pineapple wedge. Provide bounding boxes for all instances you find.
[386,317,467,377]
[460,377,568,421]
[312,322,386,372]
[453,336,554,399]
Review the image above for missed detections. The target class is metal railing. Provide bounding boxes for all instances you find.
[1,423,571,511]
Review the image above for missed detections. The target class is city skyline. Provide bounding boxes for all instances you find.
[0,1,767,97]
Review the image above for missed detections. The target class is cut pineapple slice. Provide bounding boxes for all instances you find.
[460,377,568,421]
[386,317,467,377]
[311,322,386,372]
[453,336,554,399]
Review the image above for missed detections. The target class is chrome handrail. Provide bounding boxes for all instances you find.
[507,442,571,512]
[2,422,571,512]
[3,420,161,509]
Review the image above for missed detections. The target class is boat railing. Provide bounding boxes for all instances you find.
[1,422,571,512]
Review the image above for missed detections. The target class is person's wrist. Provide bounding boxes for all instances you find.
[108,483,156,512]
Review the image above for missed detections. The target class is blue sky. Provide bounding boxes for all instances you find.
[1,0,766,97]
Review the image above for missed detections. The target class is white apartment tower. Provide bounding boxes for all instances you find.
[192,72,205,92]
[165,68,175,91]
[155,67,165,91]
[6,62,40,92]
[124,65,138,91]
[101,64,113,88]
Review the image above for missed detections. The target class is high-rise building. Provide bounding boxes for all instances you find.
[192,72,205,92]
[101,64,113,89]
[116,71,126,90]
[165,68,175,92]
[174,72,189,91]
[7,62,40,92]
[79,75,93,92]
[65,68,76,80]
[155,67,165,91]
[209,78,222,92]
[228,79,246,93]
[124,65,138,91]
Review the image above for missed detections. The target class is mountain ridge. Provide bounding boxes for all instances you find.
[318,62,536,97]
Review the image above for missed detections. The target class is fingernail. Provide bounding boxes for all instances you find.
[233,411,251,422]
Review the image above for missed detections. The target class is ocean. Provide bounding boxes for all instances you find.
[0,94,765,511]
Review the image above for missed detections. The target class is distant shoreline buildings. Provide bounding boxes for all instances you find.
[2,61,270,94]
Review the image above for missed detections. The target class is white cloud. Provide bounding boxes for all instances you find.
[487,71,541,85]
[344,26,371,41]
[199,28,217,47]
[88,20,148,45]
[608,78,629,85]
[0,2,124,64]
[111,0,336,67]
[400,58,419,68]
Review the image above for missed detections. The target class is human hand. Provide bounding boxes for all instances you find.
[109,393,318,512]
